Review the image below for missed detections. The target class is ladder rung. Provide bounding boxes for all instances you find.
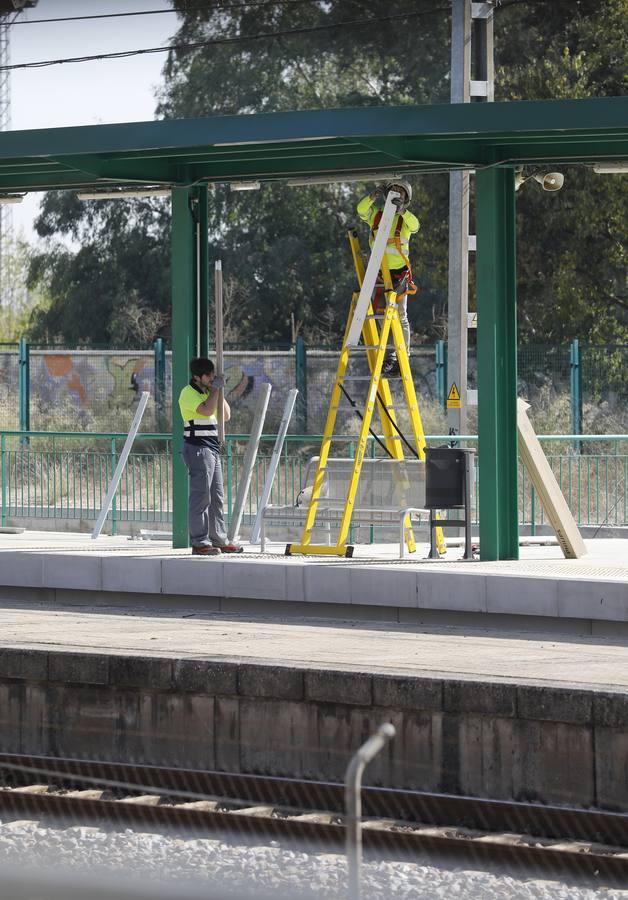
[340,375,404,382]
[352,346,396,352]
[365,314,385,320]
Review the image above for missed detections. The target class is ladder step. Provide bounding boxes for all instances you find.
[341,375,404,380]
[353,345,395,351]
[365,314,385,320]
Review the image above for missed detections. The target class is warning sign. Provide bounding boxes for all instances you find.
[447,383,461,409]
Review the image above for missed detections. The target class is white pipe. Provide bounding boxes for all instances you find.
[91,392,149,539]
[346,191,400,347]
[227,382,272,542]
[250,388,298,544]
[345,723,396,900]
[215,260,225,444]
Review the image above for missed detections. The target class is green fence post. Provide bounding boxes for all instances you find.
[18,337,30,443]
[1,434,6,527]
[154,337,166,430]
[435,340,447,411]
[570,339,582,453]
[295,336,308,433]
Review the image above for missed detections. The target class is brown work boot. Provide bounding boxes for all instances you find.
[216,542,244,554]
[192,545,221,556]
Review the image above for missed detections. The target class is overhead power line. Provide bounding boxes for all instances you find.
[9,0,321,26]
[1,7,451,71]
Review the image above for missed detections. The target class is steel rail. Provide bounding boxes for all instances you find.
[0,754,627,884]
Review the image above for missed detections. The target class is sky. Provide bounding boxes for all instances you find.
[9,0,177,240]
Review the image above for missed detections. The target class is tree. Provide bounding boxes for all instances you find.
[495,0,628,343]
[27,191,170,346]
[25,0,627,348]
[0,237,47,342]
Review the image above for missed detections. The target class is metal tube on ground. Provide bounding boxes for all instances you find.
[227,382,272,543]
[91,392,149,539]
[250,388,298,544]
[345,723,395,900]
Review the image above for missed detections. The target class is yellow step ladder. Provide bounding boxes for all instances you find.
[286,190,445,558]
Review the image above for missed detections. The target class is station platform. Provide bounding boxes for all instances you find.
[0,530,627,811]
[0,530,627,635]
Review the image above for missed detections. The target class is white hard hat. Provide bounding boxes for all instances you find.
[386,180,412,203]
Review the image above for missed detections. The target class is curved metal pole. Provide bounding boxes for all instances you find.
[345,723,396,900]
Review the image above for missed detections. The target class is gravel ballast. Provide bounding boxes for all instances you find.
[0,820,626,899]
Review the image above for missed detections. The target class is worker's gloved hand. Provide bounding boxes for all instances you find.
[212,374,225,390]
[389,190,407,212]
[371,184,386,208]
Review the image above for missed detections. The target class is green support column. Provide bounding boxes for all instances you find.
[171,187,198,549]
[476,166,519,560]
[197,185,210,357]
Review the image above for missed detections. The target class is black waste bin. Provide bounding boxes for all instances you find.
[425,447,468,508]
[425,447,475,560]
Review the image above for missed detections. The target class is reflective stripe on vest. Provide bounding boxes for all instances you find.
[184,417,218,438]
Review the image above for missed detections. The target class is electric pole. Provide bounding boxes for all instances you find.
[446,0,495,439]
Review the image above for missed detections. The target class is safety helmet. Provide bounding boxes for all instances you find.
[386,180,412,203]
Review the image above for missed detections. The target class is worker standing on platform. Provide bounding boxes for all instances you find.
[357,181,419,376]
[178,357,243,555]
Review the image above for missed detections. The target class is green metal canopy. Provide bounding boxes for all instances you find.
[4,95,627,560]
[1,97,627,193]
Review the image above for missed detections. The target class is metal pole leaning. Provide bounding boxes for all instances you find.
[345,723,396,900]
[250,388,298,544]
[215,260,225,445]
[345,191,400,347]
[227,382,272,543]
[91,392,150,540]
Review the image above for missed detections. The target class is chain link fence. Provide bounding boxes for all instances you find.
[2,341,628,437]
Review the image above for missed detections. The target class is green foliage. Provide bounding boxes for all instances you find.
[27,192,170,346]
[24,0,628,350]
[0,237,48,342]
[496,0,628,343]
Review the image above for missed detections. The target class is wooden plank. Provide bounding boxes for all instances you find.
[517,399,586,559]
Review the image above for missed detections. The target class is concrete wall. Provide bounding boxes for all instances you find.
[1,647,627,812]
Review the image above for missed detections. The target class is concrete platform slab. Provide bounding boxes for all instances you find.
[0,531,628,633]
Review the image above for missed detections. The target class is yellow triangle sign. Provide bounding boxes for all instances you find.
[447,383,461,408]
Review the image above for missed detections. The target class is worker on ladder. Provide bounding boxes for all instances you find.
[357,180,419,376]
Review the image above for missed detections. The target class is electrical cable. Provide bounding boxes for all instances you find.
[8,0,322,26]
[2,6,451,72]
[339,383,393,459]
[375,388,420,459]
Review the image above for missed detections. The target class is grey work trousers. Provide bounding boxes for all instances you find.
[397,294,411,352]
[182,442,227,548]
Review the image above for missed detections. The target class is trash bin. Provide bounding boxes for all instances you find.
[425,447,470,509]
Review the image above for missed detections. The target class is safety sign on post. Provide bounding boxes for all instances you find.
[447,383,461,409]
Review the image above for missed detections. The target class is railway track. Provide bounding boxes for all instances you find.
[0,753,627,885]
